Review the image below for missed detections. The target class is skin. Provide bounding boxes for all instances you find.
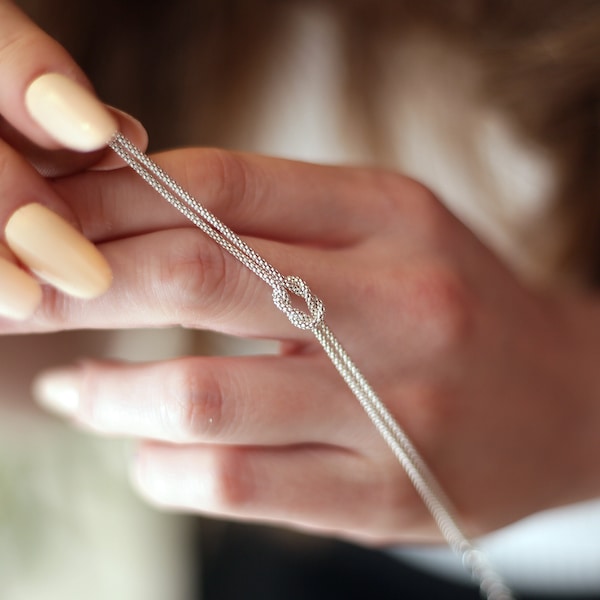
[1,0,600,547]
[0,0,147,231]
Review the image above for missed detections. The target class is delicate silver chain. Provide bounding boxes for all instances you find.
[108,132,515,600]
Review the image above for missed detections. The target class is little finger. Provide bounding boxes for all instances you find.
[132,442,429,540]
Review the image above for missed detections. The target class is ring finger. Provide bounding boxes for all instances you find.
[132,441,429,542]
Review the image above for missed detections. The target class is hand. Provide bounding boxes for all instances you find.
[0,0,146,318]
[20,148,600,545]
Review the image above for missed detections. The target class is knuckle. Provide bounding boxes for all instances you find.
[417,268,472,351]
[364,170,411,222]
[32,286,72,330]
[371,170,440,219]
[160,229,255,327]
[372,171,455,246]
[407,265,474,354]
[206,448,256,510]
[371,169,415,199]
[183,148,253,220]
[405,185,449,242]
[165,361,226,441]
[159,231,233,324]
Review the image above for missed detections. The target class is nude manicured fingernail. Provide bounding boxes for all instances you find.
[0,257,42,320]
[5,203,112,299]
[33,368,80,417]
[25,73,118,152]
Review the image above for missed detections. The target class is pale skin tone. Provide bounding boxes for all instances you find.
[2,0,600,547]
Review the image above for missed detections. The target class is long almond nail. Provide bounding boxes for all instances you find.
[5,203,112,299]
[25,73,118,152]
[33,368,80,417]
[0,256,42,320]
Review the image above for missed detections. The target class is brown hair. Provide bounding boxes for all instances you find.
[17,0,600,285]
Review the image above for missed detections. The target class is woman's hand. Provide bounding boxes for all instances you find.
[2,0,596,547]
[0,0,146,318]
[10,147,598,544]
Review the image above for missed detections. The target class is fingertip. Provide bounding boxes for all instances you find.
[0,250,42,320]
[24,73,118,152]
[129,443,161,505]
[5,203,113,300]
[32,366,80,418]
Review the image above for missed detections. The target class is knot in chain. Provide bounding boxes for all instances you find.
[272,275,325,331]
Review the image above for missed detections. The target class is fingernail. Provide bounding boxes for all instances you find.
[33,368,80,417]
[0,256,42,319]
[25,73,118,152]
[5,203,112,299]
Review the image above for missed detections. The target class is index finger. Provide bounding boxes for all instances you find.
[0,0,92,148]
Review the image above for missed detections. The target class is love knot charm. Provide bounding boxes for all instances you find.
[272,275,325,331]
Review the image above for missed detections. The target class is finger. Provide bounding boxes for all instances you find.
[54,148,403,245]
[132,442,431,541]
[0,0,93,148]
[0,134,76,225]
[0,242,41,319]
[33,354,370,447]
[0,1,146,162]
[0,136,112,302]
[0,2,122,308]
[4,220,411,345]
[0,107,148,177]
[7,226,345,338]
[3,213,450,372]
[88,108,149,171]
